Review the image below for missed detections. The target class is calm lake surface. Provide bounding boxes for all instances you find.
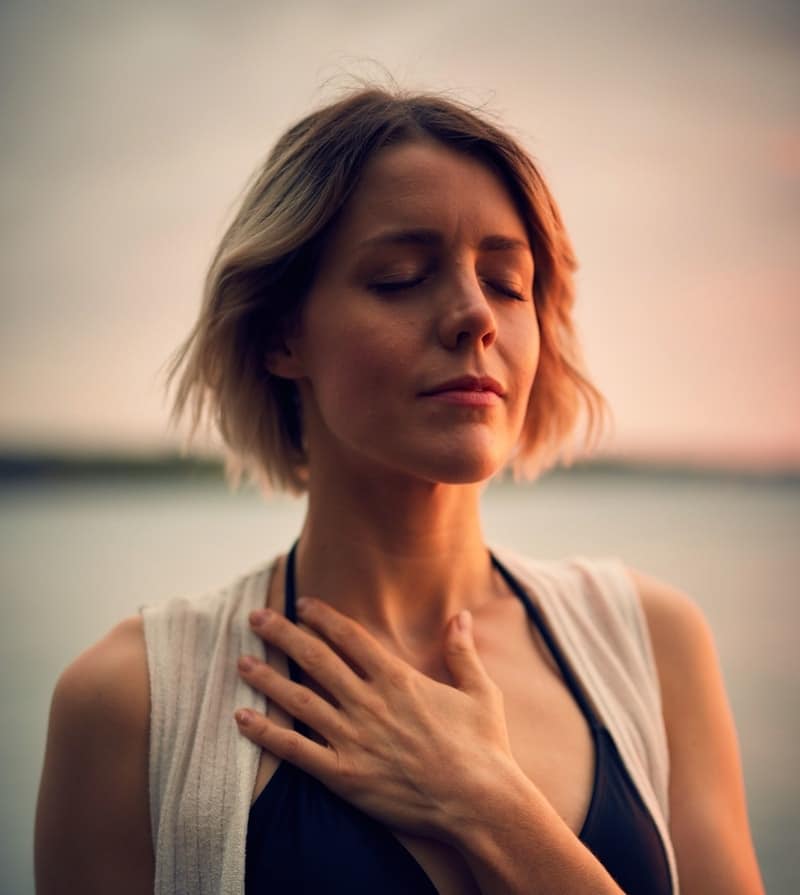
[2,469,797,893]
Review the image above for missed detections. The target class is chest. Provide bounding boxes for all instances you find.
[394,604,596,894]
[251,595,597,895]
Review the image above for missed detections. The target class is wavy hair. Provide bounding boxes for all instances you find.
[166,86,609,493]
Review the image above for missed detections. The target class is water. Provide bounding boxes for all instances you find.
[2,471,797,893]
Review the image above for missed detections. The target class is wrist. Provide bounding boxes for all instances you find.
[436,755,535,850]
[438,759,625,895]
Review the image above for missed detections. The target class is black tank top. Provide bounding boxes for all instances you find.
[245,546,673,894]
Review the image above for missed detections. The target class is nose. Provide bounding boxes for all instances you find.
[437,270,497,351]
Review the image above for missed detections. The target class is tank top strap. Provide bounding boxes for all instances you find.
[286,543,603,735]
[283,542,315,739]
[490,552,604,732]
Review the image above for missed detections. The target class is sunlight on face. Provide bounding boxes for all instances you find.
[290,139,539,486]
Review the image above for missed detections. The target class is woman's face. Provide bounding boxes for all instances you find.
[281,138,539,486]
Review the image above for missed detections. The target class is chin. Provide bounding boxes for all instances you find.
[407,447,508,486]
[338,430,514,487]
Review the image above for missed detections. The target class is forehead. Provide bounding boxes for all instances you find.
[327,139,531,252]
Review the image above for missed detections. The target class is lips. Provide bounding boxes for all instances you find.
[420,375,505,397]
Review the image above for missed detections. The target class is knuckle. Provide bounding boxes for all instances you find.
[301,643,323,668]
[282,729,303,759]
[338,762,357,785]
[360,691,386,719]
[332,719,350,741]
[293,686,313,710]
[446,639,468,655]
[330,620,349,643]
[335,758,362,793]
[386,665,411,690]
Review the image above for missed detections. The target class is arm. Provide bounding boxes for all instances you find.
[629,568,765,895]
[35,616,154,895]
[439,757,626,894]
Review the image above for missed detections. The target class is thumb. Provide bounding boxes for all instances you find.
[444,610,487,693]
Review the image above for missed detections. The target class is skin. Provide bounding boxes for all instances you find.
[35,140,765,894]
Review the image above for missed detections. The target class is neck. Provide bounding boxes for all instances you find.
[293,466,498,659]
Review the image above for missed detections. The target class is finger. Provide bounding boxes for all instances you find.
[249,608,365,704]
[237,655,348,741]
[234,708,338,782]
[443,610,492,695]
[295,597,396,681]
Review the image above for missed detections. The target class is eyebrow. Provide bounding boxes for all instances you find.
[357,228,531,255]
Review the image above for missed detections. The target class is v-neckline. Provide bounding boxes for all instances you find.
[270,542,605,891]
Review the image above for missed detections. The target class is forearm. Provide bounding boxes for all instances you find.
[443,761,625,895]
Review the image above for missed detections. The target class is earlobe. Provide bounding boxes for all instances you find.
[264,342,305,380]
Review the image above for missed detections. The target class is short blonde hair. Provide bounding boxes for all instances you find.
[167,86,608,494]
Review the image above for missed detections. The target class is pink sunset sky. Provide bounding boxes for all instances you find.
[1,2,798,469]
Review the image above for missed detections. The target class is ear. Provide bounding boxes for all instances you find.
[264,336,306,380]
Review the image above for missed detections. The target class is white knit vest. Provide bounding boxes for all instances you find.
[141,547,679,894]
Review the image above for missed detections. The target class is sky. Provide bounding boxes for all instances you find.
[1,0,798,469]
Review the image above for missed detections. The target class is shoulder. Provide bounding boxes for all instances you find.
[498,547,662,657]
[52,615,150,736]
[139,560,276,717]
[42,615,150,796]
[36,617,153,893]
[623,565,724,746]
[623,567,765,893]
[141,558,277,649]
[625,566,708,642]
[623,567,716,715]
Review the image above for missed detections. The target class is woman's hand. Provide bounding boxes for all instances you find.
[235,598,520,840]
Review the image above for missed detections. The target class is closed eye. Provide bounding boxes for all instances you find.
[484,280,525,301]
[369,277,426,294]
[369,277,525,300]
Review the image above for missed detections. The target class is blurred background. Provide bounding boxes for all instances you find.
[1,1,798,892]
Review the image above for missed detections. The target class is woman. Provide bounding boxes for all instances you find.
[35,86,764,894]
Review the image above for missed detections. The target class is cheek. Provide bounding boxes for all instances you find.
[527,324,541,385]
[304,316,410,413]
[507,316,540,397]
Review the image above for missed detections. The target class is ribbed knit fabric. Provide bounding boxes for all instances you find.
[142,560,274,895]
[141,547,678,895]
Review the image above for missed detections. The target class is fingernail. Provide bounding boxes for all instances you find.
[238,655,254,672]
[235,709,252,726]
[457,609,472,632]
[249,608,272,626]
[296,596,310,614]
